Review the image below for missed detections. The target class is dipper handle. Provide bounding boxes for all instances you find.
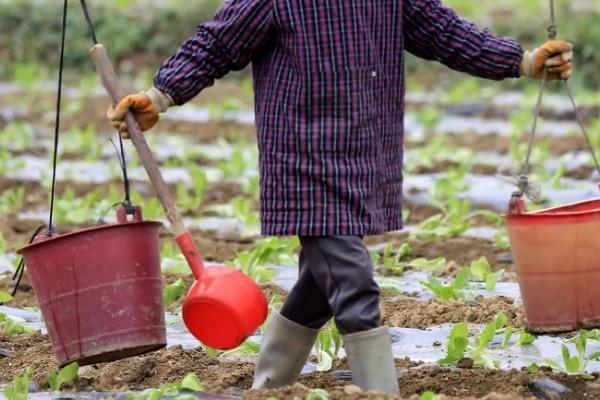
[90,43,205,279]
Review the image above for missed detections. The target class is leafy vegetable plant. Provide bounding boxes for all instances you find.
[375,243,412,275]
[437,322,469,366]
[420,391,440,400]
[306,389,329,400]
[163,279,186,308]
[421,267,470,300]
[313,322,343,372]
[543,330,600,377]
[0,313,36,335]
[161,242,189,275]
[439,313,508,369]
[231,197,260,237]
[131,372,204,399]
[177,166,207,213]
[48,362,79,391]
[229,247,275,284]
[3,368,32,400]
[469,257,504,290]
[0,187,25,215]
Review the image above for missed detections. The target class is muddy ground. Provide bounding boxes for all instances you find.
[1,333,599,399]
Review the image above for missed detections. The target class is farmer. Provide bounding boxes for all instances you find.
[107,0,573,394]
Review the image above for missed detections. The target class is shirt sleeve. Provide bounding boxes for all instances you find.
[403,0,523,80]
[154,0,275,105]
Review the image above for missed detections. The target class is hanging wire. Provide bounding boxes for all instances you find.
[508,0,600,201]
[47,0,69,234]
[10,225,46,297]
[109,137,133,207]
[80,0,98,45]
[80,0,133,211]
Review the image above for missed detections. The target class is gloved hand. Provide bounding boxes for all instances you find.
[106,87,172,138]
[520,40,573,81]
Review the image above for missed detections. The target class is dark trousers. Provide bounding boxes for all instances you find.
[280,236,381,334]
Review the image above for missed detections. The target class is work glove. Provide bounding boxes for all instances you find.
[520,40,573,81]
[106,87,173,138]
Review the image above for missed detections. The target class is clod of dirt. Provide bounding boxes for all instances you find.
[380,294,525,329]
[458,357,475,369]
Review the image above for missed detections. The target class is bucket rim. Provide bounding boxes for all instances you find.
[16,220,163,255]
[505,197,600,220]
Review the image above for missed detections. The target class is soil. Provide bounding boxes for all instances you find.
[380,294,525,329]
[366,234,514,277]
[3,332,598,400]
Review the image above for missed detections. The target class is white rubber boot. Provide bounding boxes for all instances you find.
[343,326,400,395]
[252,311,319,389]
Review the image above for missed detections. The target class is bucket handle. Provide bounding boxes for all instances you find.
[89,44,205,280]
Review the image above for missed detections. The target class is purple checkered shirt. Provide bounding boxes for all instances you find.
[155,0,523,236]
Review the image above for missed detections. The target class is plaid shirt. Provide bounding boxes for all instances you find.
[155,0,523,236]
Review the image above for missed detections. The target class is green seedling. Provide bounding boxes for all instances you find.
[200,344,222,359]
[376,277,406,293]
[256,236,299,266]
[231,197,260,236]
[244,175,260,197]
[408,257,446,270]
[48,362,79,391]
[437,322,469,366]
[131,372,204,400]
[414,197,471,241]
[416,105,441,134]
[420,391,440,400]
[60,126,103,161]
[464,209,510,250]
[421,267,470,300]
[468,320,500,369]
[219,147,256,179]
[439,314,506,369]
[518,331,537,346]
[0,122,36,151]
[53,188,114,225]
[177,166,207,213]
[498,318,536,349]
[207,98,245,121]
[0,291,13,303]
[430,166,469,205]
[163,279,186,308]
[443,78,482,104]
[469,257,504,290]
[229,247,275,284]
[0,313,36,335]
[161,242,189,275]
[222,339,260,357]
[543,331,600,377]
[0,187,25,215]
[314,322,343,372]
[378,243,412,275]
[306,389,329,400]
[3,368,32,400]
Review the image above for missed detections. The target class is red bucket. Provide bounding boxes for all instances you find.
[506,198,600,332]
[17,207,166,366]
